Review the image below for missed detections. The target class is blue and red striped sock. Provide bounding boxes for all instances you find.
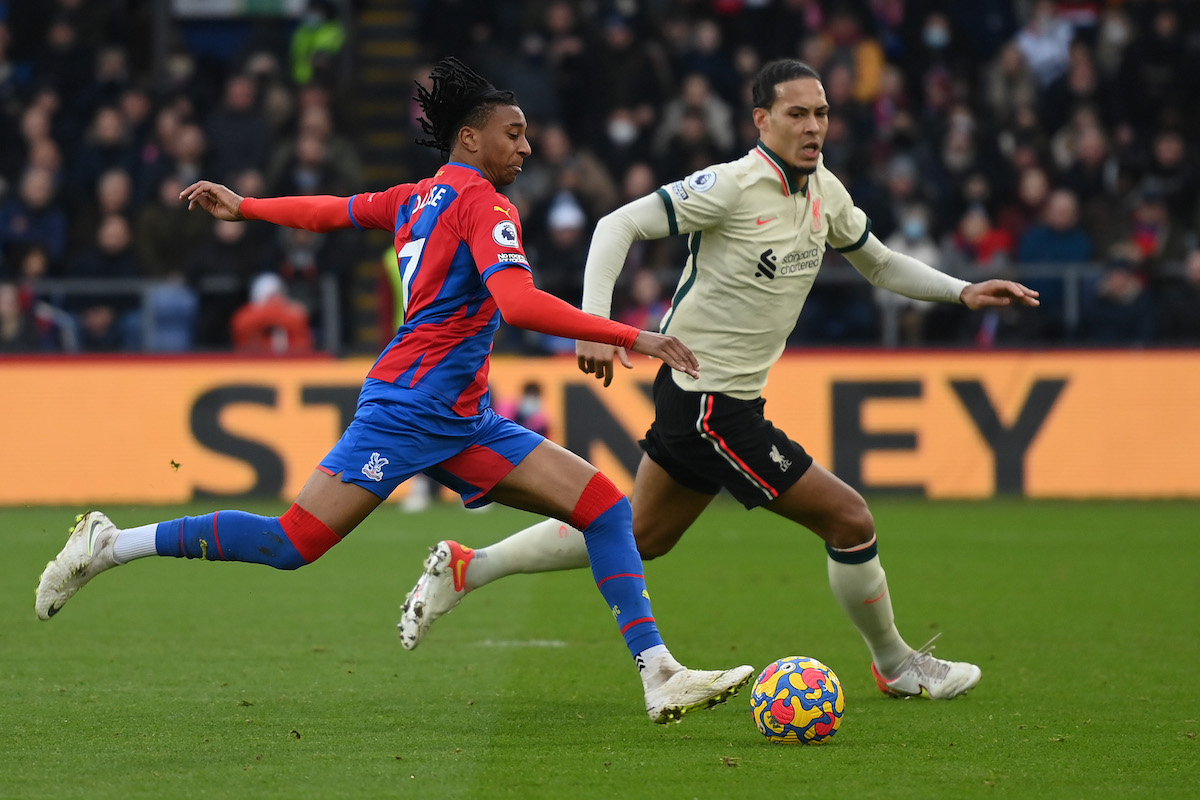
[154,505,341,570]
[572,473,662,657]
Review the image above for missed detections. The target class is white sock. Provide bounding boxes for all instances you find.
[827,552,912,674]
[112,523,160,564]
[466,517,591,588]
[636,644,683,691]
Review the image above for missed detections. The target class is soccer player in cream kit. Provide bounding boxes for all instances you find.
[401,59,1040,700]
[642,139,883,403]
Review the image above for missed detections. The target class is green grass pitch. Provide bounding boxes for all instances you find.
[2,499,1197,799]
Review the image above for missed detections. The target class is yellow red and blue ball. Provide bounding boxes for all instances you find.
[750,656,845,744]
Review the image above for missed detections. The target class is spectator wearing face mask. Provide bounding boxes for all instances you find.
[876,204,942,345]
[1015,1,1075,88]
[493,381,550,438]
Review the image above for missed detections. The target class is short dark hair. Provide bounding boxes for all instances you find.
[752,59,822,110]
[413,57,517,157]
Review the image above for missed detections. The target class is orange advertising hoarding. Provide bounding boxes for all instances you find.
[1,350,1198,505]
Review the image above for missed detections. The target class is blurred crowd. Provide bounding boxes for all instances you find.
[3,1,1200,355]
[0,0,352,353]
[417,0,1200,350]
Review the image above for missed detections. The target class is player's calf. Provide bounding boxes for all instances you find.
[155,504,341,569]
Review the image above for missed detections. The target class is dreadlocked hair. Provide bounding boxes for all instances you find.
[413,57,517,157]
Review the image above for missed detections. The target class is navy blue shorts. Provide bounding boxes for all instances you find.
[319,394,544,507]
[640,365,813,509]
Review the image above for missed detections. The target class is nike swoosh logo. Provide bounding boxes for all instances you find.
[864,587,888,604]
[756,217,777,225]
[88,518,103,555]
[453,559,468,592]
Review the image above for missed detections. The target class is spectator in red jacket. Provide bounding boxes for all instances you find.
[231,271,313,354]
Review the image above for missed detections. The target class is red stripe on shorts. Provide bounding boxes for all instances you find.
[700,395,777,497]
[438,444,516,503]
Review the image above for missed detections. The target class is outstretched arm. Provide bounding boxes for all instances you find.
[181,181,355,232]
[845,234,1038,308]
[487,267,698,379]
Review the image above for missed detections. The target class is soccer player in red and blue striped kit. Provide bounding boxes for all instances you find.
[34,57,753,723]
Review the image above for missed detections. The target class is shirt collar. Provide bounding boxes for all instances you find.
[753,140,808,198]
[441,161,483,177]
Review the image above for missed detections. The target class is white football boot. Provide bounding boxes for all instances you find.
[872,634,982,699]
[644,664,756,724]
[397,540,474,650]
[35,511,121,620]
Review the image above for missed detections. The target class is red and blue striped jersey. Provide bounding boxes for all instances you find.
[348,163,532,416]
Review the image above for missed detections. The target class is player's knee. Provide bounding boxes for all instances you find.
[278,503,343,568]
[635,537,667,561]
[825,498,875,550]
[633,521,679,561]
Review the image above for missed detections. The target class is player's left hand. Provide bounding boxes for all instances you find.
[960,280,1040,310]
[628,331,700,381]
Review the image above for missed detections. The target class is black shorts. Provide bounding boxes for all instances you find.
[640,365,814,509]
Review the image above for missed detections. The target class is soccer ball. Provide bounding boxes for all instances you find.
[750,656,845,744]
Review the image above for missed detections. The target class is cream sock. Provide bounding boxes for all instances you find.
[465,517,591,588]
[827,552,912,674]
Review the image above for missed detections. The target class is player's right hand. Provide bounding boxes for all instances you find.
[577,340,628,387]
[180,180,246,221]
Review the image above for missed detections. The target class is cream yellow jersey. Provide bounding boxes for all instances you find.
[653,144,868,398]
[581,142,968,399]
